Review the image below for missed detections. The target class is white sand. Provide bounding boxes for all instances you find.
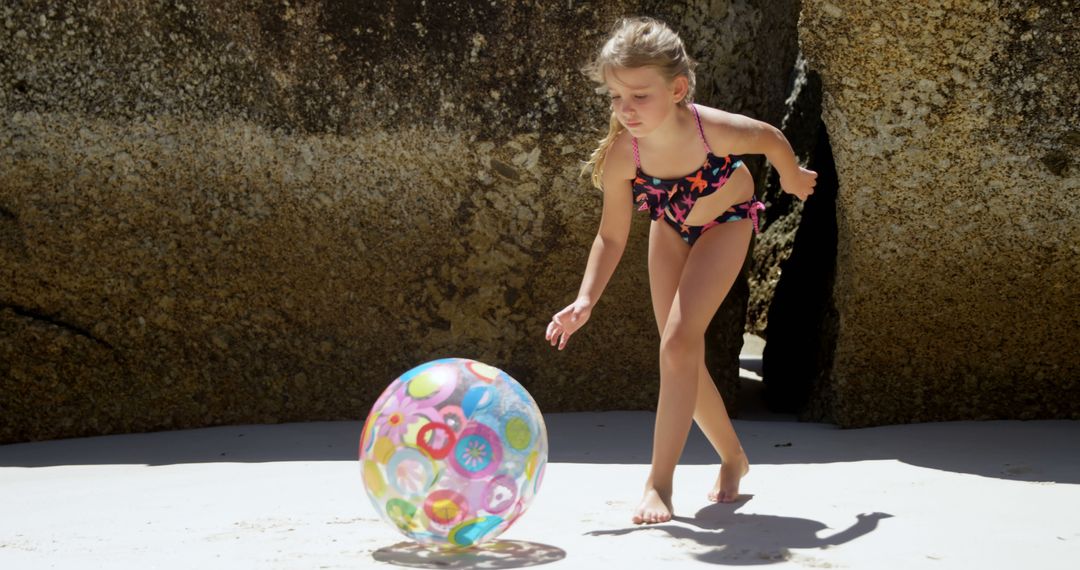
[2,348,1078,569]
[2,411,1078,569]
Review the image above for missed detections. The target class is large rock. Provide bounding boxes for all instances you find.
[0,2,802,442]
[794,0,1080,426]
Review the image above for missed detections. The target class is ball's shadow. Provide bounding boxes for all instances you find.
[372,539,566,569]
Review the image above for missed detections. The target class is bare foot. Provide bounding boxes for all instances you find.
[632,486,673,524]
[708,453,749,503]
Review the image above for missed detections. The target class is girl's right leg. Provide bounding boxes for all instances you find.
[637,221,691,524]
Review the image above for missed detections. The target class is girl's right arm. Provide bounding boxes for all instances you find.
[546,135,635,350]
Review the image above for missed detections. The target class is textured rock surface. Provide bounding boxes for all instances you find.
[798,0,1080,426]
[0,2,802,442]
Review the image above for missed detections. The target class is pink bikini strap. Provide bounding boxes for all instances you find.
[691,104,712,154]
[631,136,641,168]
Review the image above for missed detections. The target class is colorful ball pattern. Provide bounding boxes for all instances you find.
[359,358,548,547]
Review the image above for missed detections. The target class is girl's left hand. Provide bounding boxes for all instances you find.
[781,166,818,201]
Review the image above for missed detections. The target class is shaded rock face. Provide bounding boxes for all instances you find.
[797,0,1080,426]
[0,2,803,442]
[746,55,825,338]
[761,122,839,414]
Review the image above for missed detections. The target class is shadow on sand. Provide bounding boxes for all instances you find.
[1,358,1077,485]
[371,539,565,569]
[588,498,892,565]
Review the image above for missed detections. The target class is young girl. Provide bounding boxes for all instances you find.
[545,17,816,525]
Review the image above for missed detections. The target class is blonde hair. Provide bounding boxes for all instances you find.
[580,17,698,189]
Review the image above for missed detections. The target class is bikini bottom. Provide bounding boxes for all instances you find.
[660,198,765,246]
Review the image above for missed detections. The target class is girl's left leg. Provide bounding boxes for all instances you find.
[694,357,750,503]
[639,220,753,523]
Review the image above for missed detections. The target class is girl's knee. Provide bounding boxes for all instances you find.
[659,325,701,367]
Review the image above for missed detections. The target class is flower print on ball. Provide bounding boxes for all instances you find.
[450,423,503,479]
[359,358,548,548]
[375,391,431,442]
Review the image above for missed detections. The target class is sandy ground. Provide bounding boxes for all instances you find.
[2,345,1079,569]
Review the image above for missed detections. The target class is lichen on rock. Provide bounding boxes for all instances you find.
[796,0,1080,426]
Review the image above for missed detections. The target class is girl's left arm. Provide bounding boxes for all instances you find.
[722,114,817,201]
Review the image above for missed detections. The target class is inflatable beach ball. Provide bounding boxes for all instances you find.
[359,358,548,547]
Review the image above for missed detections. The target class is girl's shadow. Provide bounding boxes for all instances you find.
[587,497,892,565]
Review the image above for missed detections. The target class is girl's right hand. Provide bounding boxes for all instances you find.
[545,298,593,351]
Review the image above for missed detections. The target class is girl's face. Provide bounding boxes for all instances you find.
[604,66,687,137]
